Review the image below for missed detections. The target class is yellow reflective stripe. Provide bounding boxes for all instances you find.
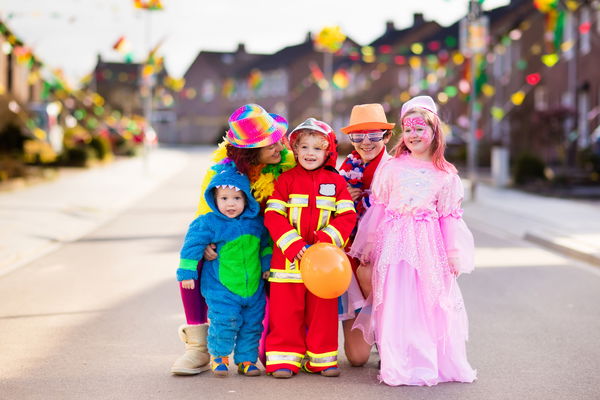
[310,360,337,367]
[321,225,343,247]
[306,350,338,357]
[288,194,309,207]
[276,230,302,252]
[317,209,331,230]
[307,350,338,366]
[335,200,355,215]
[289,206,301,232]
[268,199,288,207]
[268,270,303,282]
[316,196,336,211]
[266,352,303,367]
[285,258,299,271]
[265,207,287,216]
[266,199,288,216]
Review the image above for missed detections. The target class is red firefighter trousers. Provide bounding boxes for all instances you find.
[265,281,338,373]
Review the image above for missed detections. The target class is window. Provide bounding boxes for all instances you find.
[534,85,548,111]
[578,90,590,148]
[563,12,575,60]
[397,68,409,90]
[580,7,591,55]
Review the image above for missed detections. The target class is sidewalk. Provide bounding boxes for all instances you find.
[0,146,192,278]
[1,147,599,279]
[464,181,600,266]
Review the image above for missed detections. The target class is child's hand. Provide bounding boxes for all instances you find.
[347,185,363,202]
[294,246,306,263]
[203,243,218,261]
[356,263,373,298]
[181,279,195,290]
[448,256,460,276]
[262,271,270,280]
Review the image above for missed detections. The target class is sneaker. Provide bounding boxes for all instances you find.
[271,368,293,379]
[238,361,260,376]
[320,366,340,377]
[302,360,340,377]
[211,356,229,377]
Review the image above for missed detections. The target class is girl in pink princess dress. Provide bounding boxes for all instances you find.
[350,96,476,386]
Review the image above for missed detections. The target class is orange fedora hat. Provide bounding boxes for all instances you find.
[341,103,395,134]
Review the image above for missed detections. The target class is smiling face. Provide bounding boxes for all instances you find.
[294,132,328,171]
[401,112,434,160]
[348,129,391,162]
[215,186,246,218]
[257,140,284,165]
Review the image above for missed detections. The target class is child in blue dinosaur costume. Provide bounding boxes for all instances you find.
[177,162,272,377]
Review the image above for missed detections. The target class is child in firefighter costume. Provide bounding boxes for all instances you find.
[177,163,272,377]
[264,118,357,378]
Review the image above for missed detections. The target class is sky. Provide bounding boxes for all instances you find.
[1,0,508,84]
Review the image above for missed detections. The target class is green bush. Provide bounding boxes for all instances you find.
[0,156,27,181]
[513,153,546,185]
[62,146,94,167]
[90,135,113,161]
[577,146,600,175]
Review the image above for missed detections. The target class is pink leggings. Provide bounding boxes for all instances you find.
[179,280,208,325]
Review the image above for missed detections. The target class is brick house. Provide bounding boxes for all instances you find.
[175,35,358,144]
[91,54,177,142]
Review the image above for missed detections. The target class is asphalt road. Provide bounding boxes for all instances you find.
[1,152,599,400]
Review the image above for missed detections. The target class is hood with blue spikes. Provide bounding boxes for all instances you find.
[204,161,259,219]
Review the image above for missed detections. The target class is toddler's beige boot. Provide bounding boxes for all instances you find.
[170,324,210,375]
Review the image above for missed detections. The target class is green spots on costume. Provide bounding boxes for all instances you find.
[219,234,261,298]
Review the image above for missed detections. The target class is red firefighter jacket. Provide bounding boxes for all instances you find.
[264,165,357,283]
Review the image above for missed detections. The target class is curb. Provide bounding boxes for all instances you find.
[524,231,600,267]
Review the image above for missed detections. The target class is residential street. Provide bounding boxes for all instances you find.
[1,148,599,400]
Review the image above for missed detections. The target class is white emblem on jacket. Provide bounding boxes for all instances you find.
[319,183,336,196]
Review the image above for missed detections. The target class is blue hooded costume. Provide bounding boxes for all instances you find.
[177,163,271,363]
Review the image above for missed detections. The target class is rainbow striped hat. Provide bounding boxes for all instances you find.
[225,104,288,148]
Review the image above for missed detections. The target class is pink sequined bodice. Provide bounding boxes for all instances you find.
[371,153,462,219]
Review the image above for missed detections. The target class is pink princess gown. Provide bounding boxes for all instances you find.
[349,153,476,386]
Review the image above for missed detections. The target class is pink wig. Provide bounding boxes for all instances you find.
[392,108,457,174]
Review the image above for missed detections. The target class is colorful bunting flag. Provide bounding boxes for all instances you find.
[332,68,350,89]
[221,78,235,99]
[133,0,163,10]
[247,69,263,91]
[314,26,346,53]
[309,62,328,90]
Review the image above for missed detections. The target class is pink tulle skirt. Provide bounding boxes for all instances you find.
[354,260,476,386]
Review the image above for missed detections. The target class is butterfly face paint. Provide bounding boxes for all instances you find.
[402,115,434,159]
[403,117,431,139]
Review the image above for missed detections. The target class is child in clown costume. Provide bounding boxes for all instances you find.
[264,118,356,378]
[177,162,272,377]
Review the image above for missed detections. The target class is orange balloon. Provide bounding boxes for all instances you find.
[300,242,351,299]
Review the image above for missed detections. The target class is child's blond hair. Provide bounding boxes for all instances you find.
[290,130,330,154]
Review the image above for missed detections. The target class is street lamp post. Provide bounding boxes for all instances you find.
[141,10,154,174]
[322,51,333,123]
[314,26,345,124]
[465,0,487,201]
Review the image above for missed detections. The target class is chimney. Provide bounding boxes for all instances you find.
[237,43,246,53]
[413,13,425,27]
[385,21,395,33]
